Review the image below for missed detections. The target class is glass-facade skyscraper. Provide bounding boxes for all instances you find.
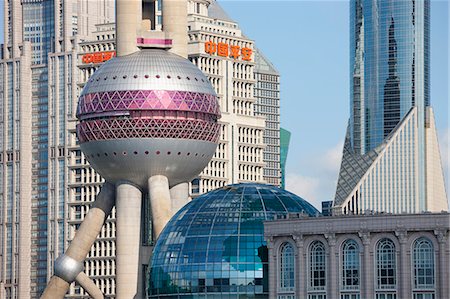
[350,0,430,154]
[334,0,447,215]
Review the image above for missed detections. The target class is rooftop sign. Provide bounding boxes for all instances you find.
[82,51,116,64]
[204,41,252,61]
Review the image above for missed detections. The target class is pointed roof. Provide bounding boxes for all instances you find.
[254,48,279,75]
[208,1,235,23]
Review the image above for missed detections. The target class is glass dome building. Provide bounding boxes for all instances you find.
[148,183,319,298]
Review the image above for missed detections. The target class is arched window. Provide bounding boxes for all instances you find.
[279,242,295,292]
[341,239,360,296]
[376,238,397,298]
[412,237,435,298]
[309,240,326,295]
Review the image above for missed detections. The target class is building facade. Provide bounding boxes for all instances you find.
[187,0,267,195]
[334,0,448,215]
[0,1,114,297]
[66,23,117,298]
[265,213,450,299]
[254,49,281,186]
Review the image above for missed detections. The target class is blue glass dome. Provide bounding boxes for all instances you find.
[148,183,319,298]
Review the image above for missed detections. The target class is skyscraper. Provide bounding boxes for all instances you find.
[1,1,114,297]
[334,0,448,215]
[254,49,281,186]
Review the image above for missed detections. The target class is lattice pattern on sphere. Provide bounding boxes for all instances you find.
[77,90,220,117]
[77,118,221,143]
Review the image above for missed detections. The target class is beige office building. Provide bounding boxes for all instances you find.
[0,1,114,298]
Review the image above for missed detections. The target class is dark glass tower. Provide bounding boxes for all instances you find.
[335,0,447,214]
[350,0,430,154]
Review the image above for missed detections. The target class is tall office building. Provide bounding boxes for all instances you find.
[334,0,448,215]
[254,49,281,186]
[188,0,267,195]
[0,1,114,298]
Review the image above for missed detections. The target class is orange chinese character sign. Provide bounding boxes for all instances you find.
[241,48,252,61]
[205,41,217,55]
[82,51,116,64]
[217,43,229,57]
[204,41,253,62]
[230,45,240,59]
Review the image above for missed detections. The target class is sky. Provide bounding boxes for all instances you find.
[0,1,448,209]
[219,0,449,208]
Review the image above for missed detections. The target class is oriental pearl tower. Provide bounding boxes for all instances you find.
[41,0,220,298]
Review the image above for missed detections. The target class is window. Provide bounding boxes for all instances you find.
[279,242,295,292]
[341,239,360,298]
[376,238,397,299]
[309,241,326,299]
[412,238,435,299]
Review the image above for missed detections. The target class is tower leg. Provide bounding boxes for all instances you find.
[148,175,171,240]
[41,183,115,299]
[170,182,190,214]
[115,182,142,299]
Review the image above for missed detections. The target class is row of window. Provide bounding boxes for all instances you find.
[278,237,436,299]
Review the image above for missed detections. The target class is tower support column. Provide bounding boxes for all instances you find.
[41,183,115,299]
[149,175,172,239]
[170,182,190,214]
[115,182,142,298]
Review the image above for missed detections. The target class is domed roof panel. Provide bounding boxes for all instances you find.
[148,183,319,298]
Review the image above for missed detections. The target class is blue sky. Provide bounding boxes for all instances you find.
[0,1,448,209]
[219,0,449,208]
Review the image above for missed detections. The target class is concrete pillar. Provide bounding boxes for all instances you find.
[293,235,304,298]
[170,182,190,214]
[267,237,276,299]
[359,232,372,299]
[300,239,308,299]
[115,182,142,299]
[326,234,337,299]
[75,272,104,299]
[41,183,115,299]
[149,175,172,239]
[436,230,449,299]
[397,231,409,299]
[163,0,188,58]
[18,41,33,299]
[40,277,70,299]
[116,0,140,56]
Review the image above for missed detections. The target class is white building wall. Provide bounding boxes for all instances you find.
[336,107,448,215]
[187,2,267,195]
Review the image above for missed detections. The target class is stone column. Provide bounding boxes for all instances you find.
[267,236,277,299]
[293,234,304,298]
[359,232,372,299]
[170,182,190,214]
[115,182,142,299]
[163,0,188,58]
[148,175,172,239]
[116,0,140,56]
[325,233,337,299]
[435,230,449,299]
[396,230,409,299]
